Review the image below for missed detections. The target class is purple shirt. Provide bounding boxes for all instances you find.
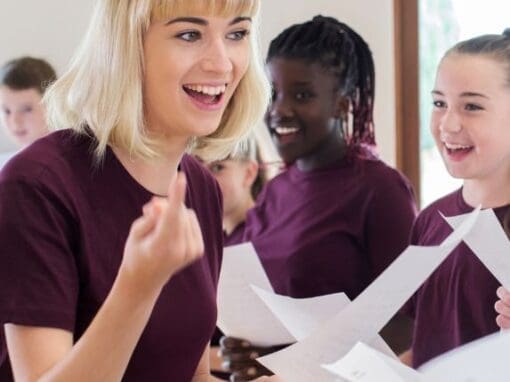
[224,221,246,247]
[405,188,504,368]
[242,156,417,299]
[0,130,223,382]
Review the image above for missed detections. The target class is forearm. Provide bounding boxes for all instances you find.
[39,275,161,382]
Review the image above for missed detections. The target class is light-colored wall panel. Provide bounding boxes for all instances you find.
[0,0,95,151]
[0,1,396,166]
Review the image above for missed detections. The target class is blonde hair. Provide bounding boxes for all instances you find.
[44,0,270,161]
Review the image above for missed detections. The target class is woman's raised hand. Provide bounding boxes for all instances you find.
[120,172,205,294]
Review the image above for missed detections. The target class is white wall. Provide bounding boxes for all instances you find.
[0,0,396,165]
[0,0,95,151]
[259,0,396,165]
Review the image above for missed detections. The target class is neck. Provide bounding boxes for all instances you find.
[112,146,184,196]
[463,174,510,208]
[223,197,255,234]
[296,128,347,172]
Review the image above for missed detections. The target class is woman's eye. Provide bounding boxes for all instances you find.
[210,163,225,173]
[227,29,250,41]
[296,91,312,101]
[21,107,33,113]
[465,103,483,111]
[432,100,445,108]
[176,31,201,42]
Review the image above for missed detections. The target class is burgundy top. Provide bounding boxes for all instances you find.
[405,188,505,368]
[0,130,223,382]
[242,156,417,299]
[224,221,246,247]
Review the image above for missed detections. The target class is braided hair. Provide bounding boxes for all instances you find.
[267,15,376,151]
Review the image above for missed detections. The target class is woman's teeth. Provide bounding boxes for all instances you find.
[275,127,299,135]
[183,84,226,96]
[444,142,472,150]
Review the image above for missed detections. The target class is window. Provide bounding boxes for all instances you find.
[419,0,510,207]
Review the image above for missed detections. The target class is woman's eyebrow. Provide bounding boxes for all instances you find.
[165,16,252,26]
[166,17,207,26]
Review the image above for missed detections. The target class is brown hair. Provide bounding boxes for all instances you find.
[0,56,56,94]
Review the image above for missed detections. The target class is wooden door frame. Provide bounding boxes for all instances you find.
[394,0,420,205]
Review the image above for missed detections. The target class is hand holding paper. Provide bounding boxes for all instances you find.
[217,243,294,346]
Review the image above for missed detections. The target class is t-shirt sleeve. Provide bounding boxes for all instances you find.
[0,176,79,331]
[365,169,418,281]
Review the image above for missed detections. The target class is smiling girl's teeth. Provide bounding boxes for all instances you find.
[184,84,226,95]
[444,142,472,150]
[275,127,299,135]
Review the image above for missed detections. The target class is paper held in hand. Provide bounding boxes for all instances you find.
[256,206,481,382]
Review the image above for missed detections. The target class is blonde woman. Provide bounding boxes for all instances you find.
[0,1,277,381]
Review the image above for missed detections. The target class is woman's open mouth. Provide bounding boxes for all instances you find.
[183,84,227,108]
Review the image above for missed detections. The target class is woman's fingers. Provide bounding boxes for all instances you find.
[496,314,510,329]
[121,171,205,290]
[129,208,158,241]
[496,286,510,304]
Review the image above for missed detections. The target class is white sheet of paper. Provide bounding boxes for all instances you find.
[217,243,294,346]
[250,285,349,341]
[325,323,510,382]
[322,342,426,382]
[251,285,395,357]
[444,208,510,288]
[419,330,510,381]
[257,207,480,382]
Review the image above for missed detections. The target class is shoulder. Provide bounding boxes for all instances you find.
[411,188,463,244]
[0,130,94,185]
[359,157,411,186]
[253,167,292,204]
[353,158,416,203]
[417,188,463,223]
[0,150,17,169]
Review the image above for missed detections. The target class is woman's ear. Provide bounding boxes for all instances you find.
[334,95,349,119]
[243,160,259,189]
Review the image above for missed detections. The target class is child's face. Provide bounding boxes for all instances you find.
[206,159,255,217]
[430,54,510,182]
[265,58,344,164]
[0,86,48,147]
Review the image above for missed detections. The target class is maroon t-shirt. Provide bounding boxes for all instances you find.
[242,156,417,299]
[224,221,245,247]
[0,130,223,381]
[405,188,505,368]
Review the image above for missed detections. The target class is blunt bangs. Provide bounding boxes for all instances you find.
[151,0,259,22]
